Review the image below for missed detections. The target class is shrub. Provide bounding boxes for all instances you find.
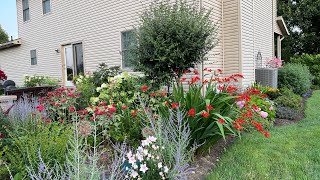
[290,54,320,85]
[24,75,60,87]
[1,121,72,178]
[278,63,313,95]
[75,74,97,107]
[274,88,302,109]
[133,0,218,85]
[91,63,120,87]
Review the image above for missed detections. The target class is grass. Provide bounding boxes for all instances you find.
[206,90,320,180]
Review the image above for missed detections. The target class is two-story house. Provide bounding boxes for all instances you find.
[0,0,289,87]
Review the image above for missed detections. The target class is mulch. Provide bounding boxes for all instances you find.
[188,91,312,180]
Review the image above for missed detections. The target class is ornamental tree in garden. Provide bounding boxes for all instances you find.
[132,0,218,85]
[0,25,9,44]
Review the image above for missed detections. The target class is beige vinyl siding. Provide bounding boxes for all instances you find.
[254,0,274,68]
[240,0,255,87]
[202,0,223,76]
[1,0,201,85]
[222,0,240,77]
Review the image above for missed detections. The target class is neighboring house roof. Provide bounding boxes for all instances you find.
[0,38,22,51]
[276,16,290,36]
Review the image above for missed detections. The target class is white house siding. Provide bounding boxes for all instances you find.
[222,0,240,77]
[202,0,223,77]
[240,0,255,87]
[0,0,199,86]
[254,0,274,68]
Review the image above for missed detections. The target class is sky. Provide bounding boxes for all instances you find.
[0,0,18,39]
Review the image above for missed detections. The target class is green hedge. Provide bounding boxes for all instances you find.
[290,54,320,86]
[278,63,313,95]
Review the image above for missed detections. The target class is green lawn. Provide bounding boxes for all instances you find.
[207,91,320,180]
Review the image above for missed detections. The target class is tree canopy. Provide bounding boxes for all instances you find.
[278,0,320,60]
[132,1,218,85]
[0,25,9,44]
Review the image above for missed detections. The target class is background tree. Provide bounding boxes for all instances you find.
[278,0,320,60]
[0,25,9,44]
[132,0,218,86]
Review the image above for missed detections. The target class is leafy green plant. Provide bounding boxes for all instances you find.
[133,0,218,85]
[278,63,313,95]
[92,63,120,87]
[24,75,60,87]
[275,88,302,109]
[1,121,72,178]
[290,54,320,86]
[75,74,97,107]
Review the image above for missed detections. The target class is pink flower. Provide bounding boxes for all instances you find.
[236,101,246,109]
[269,106,274,111]
[260,111,268,118]
[36,104,45,112]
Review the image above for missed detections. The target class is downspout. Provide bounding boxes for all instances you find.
[199,0,205,95]
[277,35,285,59]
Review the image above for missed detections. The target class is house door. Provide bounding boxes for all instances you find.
[63,43,84,87]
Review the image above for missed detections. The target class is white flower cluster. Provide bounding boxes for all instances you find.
[125,136,168,179]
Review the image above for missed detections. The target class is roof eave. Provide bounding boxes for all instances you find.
[276,16,290,36]
[0,38,22,51]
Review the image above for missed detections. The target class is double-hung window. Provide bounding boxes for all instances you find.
[22,0,30,22]
[42,0,51,14]
[30,50,37,65]
[121,30,136,69]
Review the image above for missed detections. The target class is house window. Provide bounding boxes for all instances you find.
[42,0,51,14]
[22,0,30,22]
[30,50,37,65]
[121,30,136,69]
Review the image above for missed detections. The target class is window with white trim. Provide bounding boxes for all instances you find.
[30,50,37,65]
[121,30,136,69]
[42,0,51,14]
[22,0,30,22]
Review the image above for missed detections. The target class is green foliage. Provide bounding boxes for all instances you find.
[278,63,313,95]
[24,75,60,87]
[290,54,320,85]
[133,0,218,85]
[275,88,302,109]
[171,81,237,153]
[91,63,120,87]
[1,121,72,178]
[75,74,97,107]
[0,25,8,44]
[278,0,320,60]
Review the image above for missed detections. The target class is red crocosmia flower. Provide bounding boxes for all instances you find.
[122,105,127,110]
[188,108,195,117]
[45,119,52,123]
[235,124,243,130]
[165,101,169,106]
[69,106,76,112]
[67,93,75,97]
[206,105,214,111]
[55,103,61,107]
[61,99,67,103]
[204,68,208,71]
[151,92,156,97]
[208,69,213,73]
[264,132,270,138]
[235,118,245,124]
[202,111,210,118]
[251,120,264,132]
[132,110,137,118]
[203,79,209,84]
[193,70,199,75]
[218,119,225,124]
[242,110,253,118]
[180,78,187,82]
[112,104,117,107]
[260,94,268,98]
[227,86,238,93]
[36,104,44,112]
[108,107,117,113]
[141,85,149,91]
[217,69,223,74]
[188,81,192,85]
[171,103,179,109]
[161,92,167,97]
[183,70,190,74]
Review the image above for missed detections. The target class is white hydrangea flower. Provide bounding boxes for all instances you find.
[148,136,157,142]
[101,83,108,88]
[164,166,169,173]
[158,162,163,169]
[96,87,102,92]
